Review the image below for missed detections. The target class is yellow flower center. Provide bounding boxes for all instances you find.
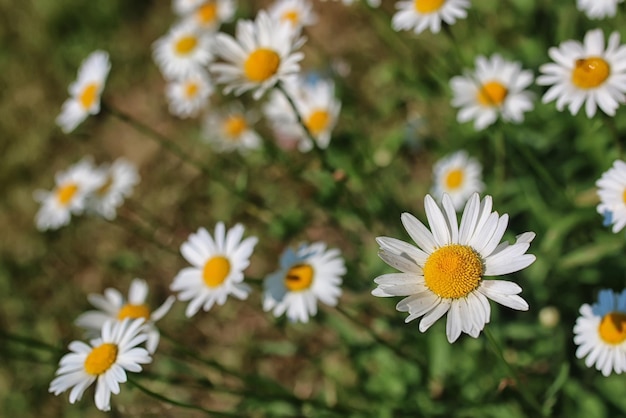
[623,189,626,204]
[598,312,626,345]
[284,263,314,292]
[423,244,483,299]
[445,168,464,190]
[572,57,610,89]
[243,48,281,82]
[79,83,99,110]
[414,0,446,13]
[117,303,151,321]
[477,81,508,106]
[281,10,300,25]
[197,3,217,24]
[84,343,118,375]
[185,82,199,98]
[56,183,79,206]
[305,109,330,136]
[202,256,231,288]
[174,35,198,56]
[223,115,247,139]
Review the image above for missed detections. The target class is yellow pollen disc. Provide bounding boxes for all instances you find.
[623,189,626,204]
[414,0,446,13]
[284,263,314,292]
[197,3,217,24]
[117,303,151,320]
[281,10,299,25]
[56,183,79,206]
[477,81,508,106]
[79,83,99,109]
[223,115,247,139]
[185,82,199,98]
[445,168,464,190]
[174,36,198,55]
[84,343,118,375]
[243,48,281,82]
[305,109,330,136]
[598,312,626,345]
[423,244,483,299]
[202,256,231,288]
[572,57,610,89]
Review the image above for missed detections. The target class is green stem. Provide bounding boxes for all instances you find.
[0,330,64,354]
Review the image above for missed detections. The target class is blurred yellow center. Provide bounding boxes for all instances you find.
[84,343,118,375]
[117,303,151,320]
[445,169,464,190]
[284,263,314,292]
[305,110,330,136]
[423,244,483,299]
[79,83,99,109]
[202,256,231,287]
[56,183,78,206]
[244,48,280,82]
[623,189,626,204]
[598,312,626,344]
[223,115,247,139]
[175,36,198,55]
[281,10,299,25]
[197,3,217,24]
[477,81,508,106]
[572,57,610,89]
[414,0,445,13]
[185,82,199,98]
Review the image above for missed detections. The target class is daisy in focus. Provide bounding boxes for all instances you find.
[577,0,623,20]
[170,223,258,317]
[596,159,626,233]
[49,318,151,412]
[450,54,534,131]
[431,151,484,211]
[264,242,345,323]
[165,70,214,118]
[268,0,318,33]
[75,278,175,354]
[537,29,626,118]
[202,104,262,153]
[210,11,305,100]
[152,22,213,79]
[392,0,470,35]
[87,158,140,220]
[34,157,105,231]
[372,193,536,343]
[574,289,626,376]
[56,50,111,133]
[180,0,236,32]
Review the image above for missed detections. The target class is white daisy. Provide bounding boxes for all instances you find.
[202,104,262,153]
[372,193,536,343]
[165,70,214,118]
[574,289,626,376]
[577,0,623,20]
[56,50,111,133]
[170,223,258,317]
[210,11,305,100]
[264,242,345,323]
[49,318,152,411]
[268,0,318,33]
[450,54,535,131]
[152,22,213,79]
[596,159,626,233]
[87,158,140,220]
[181,0,236,33]
[431,151,484,211]
[75,279,175,354]
[392,0,470,35]
[172,0,206,15]
[34,157,105,231]
[537,29,626,118]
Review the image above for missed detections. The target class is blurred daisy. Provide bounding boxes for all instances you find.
[574,289,626,376]
[268,0,318,33]
[577,0,623,19]
[202,105,262,153]
[165,71,214,118]
[320,0,381,6]
[211,11,305,100]
[56,50,111,133]
[152,22,213,79]
[34,157,105,231]
[75,279,174,354]
[537,29,626,118]
[264,242,345,323]
[596,159,626,233]
[173,0,206,15]
[392,0,470,35]
[88,158,140,220]
[170,223,258,317]
[49,318,151,412]
[181,0,236,32]
[372,193,535,343]
[431,151,484,210]
[450,54,534,131]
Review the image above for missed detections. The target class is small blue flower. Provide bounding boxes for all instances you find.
[602,210,613,227]
[591,289,626,317]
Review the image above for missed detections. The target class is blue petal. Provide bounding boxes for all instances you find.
[592,289,617,316]
[602,210,613,227]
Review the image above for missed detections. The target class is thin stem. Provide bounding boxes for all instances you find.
[107,215,179,257]
[0,330,64,354]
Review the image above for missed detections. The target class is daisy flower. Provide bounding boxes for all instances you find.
[75,279,175,354]
[34,157,105,231]
[431,151,484,210]
[372,193,535,343]
[202,104,262,153]
[450,54,534,131]
[574,289,626,376]
[152,22,213,79]
[537,29,626,118]
[596,159,626,233]
[268,0,318,33]
[577,0,623,20]
[49,318,152,411]
[170,223,258,317]
[392,0,470,35]
[173,0,207,15]
[56,50,111,133]
[210,11,305,100]
[87,158,140,220]
[165,70,214,118]
[181,0,236,33]
[264,242,345,323]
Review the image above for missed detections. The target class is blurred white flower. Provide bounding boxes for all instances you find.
[88,158,140,220]
[180,0,236,33]
[268,0,317,33]
[431,151,484,211]
[596,159,626,233]
[577,0,623,19]
[202,104,262,153]
[152,22,213,79]
[165,70,214,118]
[392,0,470,35]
